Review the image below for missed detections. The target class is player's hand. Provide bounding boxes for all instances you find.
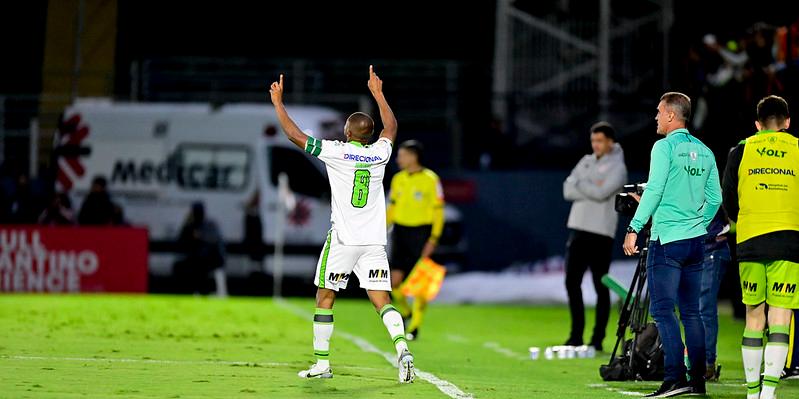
[630,193,641,203]
[421,241,437,259]
[367,65,383,97]
[623,232,639,256]
[269,74,284,105]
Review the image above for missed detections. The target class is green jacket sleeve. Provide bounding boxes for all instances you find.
[629,140,670,232]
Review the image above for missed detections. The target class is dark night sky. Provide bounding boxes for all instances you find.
[4,0,798,96]
[2,0,798,170]
[115,1,496,64]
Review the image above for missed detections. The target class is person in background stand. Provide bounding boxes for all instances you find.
[562,121,627,351]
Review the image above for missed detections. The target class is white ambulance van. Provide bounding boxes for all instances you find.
[57,99,466,283]
[57,98,343,279]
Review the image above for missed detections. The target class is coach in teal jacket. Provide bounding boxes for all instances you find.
[622,92,722,397]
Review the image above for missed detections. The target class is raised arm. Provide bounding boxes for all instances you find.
[270,74,308,150]
[367,65,398,143]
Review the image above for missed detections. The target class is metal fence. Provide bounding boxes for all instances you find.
[493,0,673,162]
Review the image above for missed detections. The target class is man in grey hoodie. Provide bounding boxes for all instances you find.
[563,121,628,350]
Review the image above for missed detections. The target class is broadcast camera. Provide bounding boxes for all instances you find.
[614,183,647,217]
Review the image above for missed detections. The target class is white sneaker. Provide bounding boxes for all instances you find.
[398,350,415,383]
[298,363,333,379]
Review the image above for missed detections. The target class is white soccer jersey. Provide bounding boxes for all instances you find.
[306,136,393,246]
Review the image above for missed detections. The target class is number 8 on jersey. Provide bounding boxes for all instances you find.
[351,169,371,208]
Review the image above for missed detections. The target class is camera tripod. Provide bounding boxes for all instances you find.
[607,227,651,367]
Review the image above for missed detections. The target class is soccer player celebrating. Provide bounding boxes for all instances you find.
[269,66,415,383]
[722,95,799,399]
[387,140,445,340]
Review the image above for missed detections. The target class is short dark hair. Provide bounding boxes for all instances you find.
[346,112,375,139]
[756,95,790,126]
[399,140,424,162]
[660,92,692,122]
[590,121,616,140]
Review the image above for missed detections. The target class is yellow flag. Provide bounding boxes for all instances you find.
[400,257,447,301]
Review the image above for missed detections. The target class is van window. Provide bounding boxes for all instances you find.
[269,146,329,198]
[175,144,250,191]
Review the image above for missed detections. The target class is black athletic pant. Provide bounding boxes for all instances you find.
[564,229,613,346]
[391,224,433,275]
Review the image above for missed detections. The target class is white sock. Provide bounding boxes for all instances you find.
[761,325,790,399]
[742,328,764,399]
[313,308,334,369]
[379,304,409,357]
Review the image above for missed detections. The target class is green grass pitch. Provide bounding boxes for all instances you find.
[1,294,797,398]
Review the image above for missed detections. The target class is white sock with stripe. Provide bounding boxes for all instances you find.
[742,328,764,399]
[379,304,409,357]
[313,308,334,369]
[761,325,790,399]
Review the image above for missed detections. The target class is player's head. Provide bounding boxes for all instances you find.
[589,121,615,158]
[397,140,424,170]
[656,92,691,135]
[755,95,790,132]
[190,201,205,223]
[90,175,108,193]
[344,112,374,143]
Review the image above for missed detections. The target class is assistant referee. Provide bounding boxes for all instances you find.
[387,140,445,340]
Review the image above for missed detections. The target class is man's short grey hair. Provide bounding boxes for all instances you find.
[660,92,692,122]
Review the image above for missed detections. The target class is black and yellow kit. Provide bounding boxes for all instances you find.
[723,130,799,309]
[387,168,445,273]
[723,130,799,262]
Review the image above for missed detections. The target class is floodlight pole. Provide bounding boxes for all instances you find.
[492,0,511,121]
[598,0,611,121]
[273,173,289,298]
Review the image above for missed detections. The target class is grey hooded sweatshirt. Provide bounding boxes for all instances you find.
[563,143,627,238]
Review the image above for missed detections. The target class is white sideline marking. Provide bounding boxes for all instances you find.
[589,383,648,397]
[614,390,645,396]
[1,355,288,367]
[482,341,527,361]
[1,355,381,372]
[445,334,469,344]
[277,299,474,399]
[446,333,525,361]
[594,381,747,397]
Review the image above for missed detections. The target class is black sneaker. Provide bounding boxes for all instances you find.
[406,328,419,341]
[782,367,799,380]
[644,380,693,398]
[704,363,721,382]
[690,380,706,395]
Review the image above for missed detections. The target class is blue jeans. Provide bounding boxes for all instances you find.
[647,237,706,383]
[699,242,730,364]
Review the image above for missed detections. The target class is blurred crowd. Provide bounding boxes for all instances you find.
[677,20,799,163]
[0,174,127,227]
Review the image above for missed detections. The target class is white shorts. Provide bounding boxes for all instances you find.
[314,229,391,292]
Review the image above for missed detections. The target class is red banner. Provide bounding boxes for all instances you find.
[0,226,148,293]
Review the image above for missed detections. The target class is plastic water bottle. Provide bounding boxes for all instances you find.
[586,345,596,358]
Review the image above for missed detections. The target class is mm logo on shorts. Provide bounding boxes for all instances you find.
[772,282,797,295]
[743,281,758,293]
[368,269,389,280]
[328,273,350,283]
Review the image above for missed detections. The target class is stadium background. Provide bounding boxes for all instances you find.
[2,1,799,398]
[4,0,799,271]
